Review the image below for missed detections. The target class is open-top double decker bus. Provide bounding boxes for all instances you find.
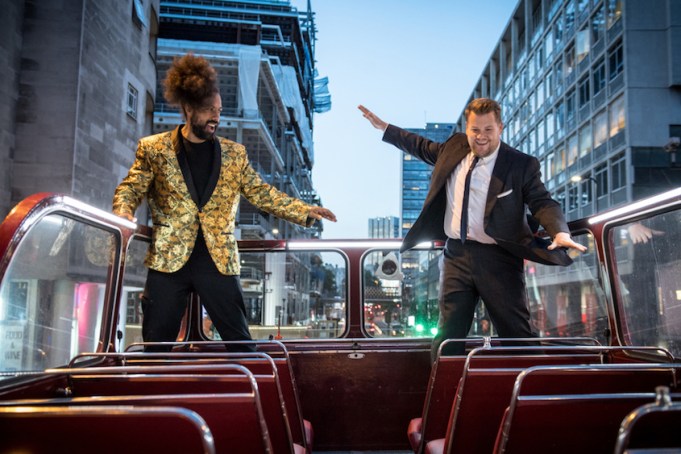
[1,189,681,453]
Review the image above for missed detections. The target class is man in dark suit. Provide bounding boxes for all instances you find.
[359,98,586,358]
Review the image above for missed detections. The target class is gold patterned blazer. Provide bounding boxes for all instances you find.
[113,126,312,275]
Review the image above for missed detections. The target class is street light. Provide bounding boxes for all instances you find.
[570,175,598,214]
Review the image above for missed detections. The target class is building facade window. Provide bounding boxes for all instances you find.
[578,75,591,107]
[568,184,579,212]
[537,119,546,151]
[554,61,563,89]
[609,95,625,137]
[565,44,576,77]
[565,0,576,32]
[591,5,606,44]
[529,89,537,113]
[545,27,554,59]
[568,133,579,166]
[518,29,527,63]
[579,124,593,157]
[546,110,555,144]
[505,47,513,79]
[529,54,536,83]
[576,26,591,63]
[580,176,592,206]
[556,144,567,174]
[554,13,564,45]
[126,83,139,120]
[545,152,555,180]
[611,152,626,191]
[537,82,545,109]
[595,163,608,197]
[566,89,576,123]
[593,109,608,149]
[555,100,565,138]
[593,59,606,96]
[556,187,567,213]
[548,0,561,21]
[532,3,543,38]
[576,0,589,14]
[607,0,623,28]
[132,0,148,29]
[608,40,624,80]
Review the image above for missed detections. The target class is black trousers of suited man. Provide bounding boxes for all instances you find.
[433,238,534,360]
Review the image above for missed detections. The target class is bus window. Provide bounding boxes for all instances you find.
[202,250,347,340]
[0,215,116,373]
[525,232,607,343]
[118,235,149,350]
[363,248,441,338]
[613,210,681,355]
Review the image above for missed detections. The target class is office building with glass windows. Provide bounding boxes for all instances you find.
[401,123,456,236]
[454,0,681,221]
[368,216,400,239]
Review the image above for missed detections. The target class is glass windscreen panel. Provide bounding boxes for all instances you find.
[525,232,607,343]
[118,235,149,350]
[362,235,607,342]
[201,250,347,340]
[0,214,115,373]
[363,249,441,338]
[612,211,681,355]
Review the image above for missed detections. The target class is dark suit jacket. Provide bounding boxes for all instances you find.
[384,125,572,266]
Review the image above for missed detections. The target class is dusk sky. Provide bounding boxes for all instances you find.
[289,0,519,238]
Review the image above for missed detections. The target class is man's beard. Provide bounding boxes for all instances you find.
[190,117,218,141]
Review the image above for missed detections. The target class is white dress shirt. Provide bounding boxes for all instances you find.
[444,145,500,243]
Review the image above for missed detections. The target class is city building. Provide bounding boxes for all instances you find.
[368,216,400,239]
[401,122,455,236]
[451,0,681,338]
[454,0,681,221]
[1,0,160,220]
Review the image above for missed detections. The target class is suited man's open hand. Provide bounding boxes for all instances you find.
[548,232,587,252]
[358,105,388,131]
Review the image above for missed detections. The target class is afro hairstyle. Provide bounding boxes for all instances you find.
[163,53,219,108]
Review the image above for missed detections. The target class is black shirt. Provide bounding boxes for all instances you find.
[182,137,214,252]
[183,137,214,199]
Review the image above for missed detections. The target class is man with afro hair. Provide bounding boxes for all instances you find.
[114,53,336,350]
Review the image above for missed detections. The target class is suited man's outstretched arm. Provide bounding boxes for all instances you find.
[358,105,446,165]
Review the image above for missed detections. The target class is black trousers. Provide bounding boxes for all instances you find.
[432,238,535,359]
[141,235,252,351]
